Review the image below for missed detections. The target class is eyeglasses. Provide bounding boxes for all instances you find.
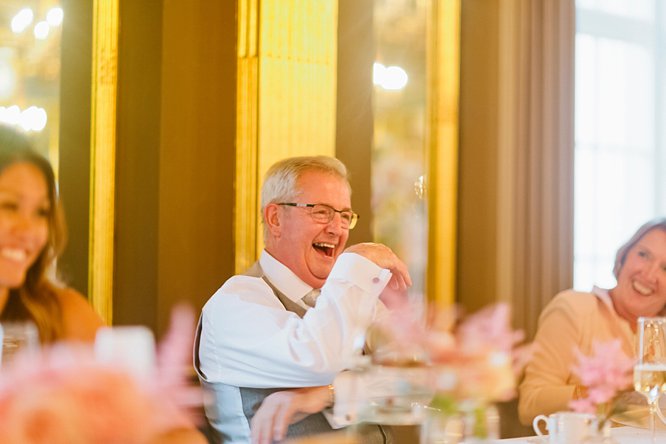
[278,203,359,229]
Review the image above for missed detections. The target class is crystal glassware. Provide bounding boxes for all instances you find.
[0,321,39,369]
[634,317,666,443]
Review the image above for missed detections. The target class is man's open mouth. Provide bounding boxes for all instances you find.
[313,242,336,257]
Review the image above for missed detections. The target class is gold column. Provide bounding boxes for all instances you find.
[235,0,338,272]
[88,0,119,323]
[235,0,260,274]
[427,0,461,304]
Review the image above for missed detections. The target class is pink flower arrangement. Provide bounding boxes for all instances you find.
[429,303,530,403]
[370,296,531,440]
[569,339,634,423]
[0,306,201,444]
[373,293,530,404]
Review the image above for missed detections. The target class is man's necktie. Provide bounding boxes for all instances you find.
[302,289,321,308]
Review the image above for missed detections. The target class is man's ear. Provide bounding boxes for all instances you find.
[264,203,282,237]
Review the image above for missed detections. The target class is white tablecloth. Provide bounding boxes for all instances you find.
[499,426,666,443]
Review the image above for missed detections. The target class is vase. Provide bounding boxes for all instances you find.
[420,400,499,444]
[581,420,618,444]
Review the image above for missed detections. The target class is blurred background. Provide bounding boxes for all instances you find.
[0,0,664,340]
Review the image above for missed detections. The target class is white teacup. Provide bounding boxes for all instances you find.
[532,411,596,443]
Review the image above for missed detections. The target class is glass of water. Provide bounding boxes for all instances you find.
[0,321,39,369]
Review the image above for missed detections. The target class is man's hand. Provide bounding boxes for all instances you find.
[344,242,413,290]
[250,386,331,444]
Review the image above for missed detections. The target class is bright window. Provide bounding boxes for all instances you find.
[574,0,666,289]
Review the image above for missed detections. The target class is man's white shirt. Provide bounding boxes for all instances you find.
[197,250,392,443]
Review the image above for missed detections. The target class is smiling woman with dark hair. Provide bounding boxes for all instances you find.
[0,125,104,342]
[0,125,208,444]
[519,217,666,425]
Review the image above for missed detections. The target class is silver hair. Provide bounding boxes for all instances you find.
[261,156,350,209]
[613,217,666,278]
[260,156,351,237]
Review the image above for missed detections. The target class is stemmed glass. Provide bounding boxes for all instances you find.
[634,317,666,443]
[0,321,39,369]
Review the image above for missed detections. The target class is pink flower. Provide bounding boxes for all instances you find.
[569,397,596,415]
[569,340,634,417]
[371,299,530,403]
[151,305,204,430]
[0,305,202,443]
[447,304,530,402]
[457,304,524,356]
[0,347,157,444]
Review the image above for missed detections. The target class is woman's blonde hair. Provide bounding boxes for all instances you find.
[0,125,67,342]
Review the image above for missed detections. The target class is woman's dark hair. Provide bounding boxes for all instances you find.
[0,125,67,342]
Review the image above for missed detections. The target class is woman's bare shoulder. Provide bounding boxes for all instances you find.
[55,287,105,342]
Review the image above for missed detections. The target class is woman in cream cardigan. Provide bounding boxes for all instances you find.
[519,217,666,425]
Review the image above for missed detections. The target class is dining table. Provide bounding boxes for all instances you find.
[498,426,666,443]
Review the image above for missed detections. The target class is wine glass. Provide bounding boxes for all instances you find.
[0,321,39,369]
[635,317,666,443]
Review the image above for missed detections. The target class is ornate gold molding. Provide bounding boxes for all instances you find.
[88,0,119,324]
[235,0,338,273]
[427,0,461,304]
[235,0,260,274]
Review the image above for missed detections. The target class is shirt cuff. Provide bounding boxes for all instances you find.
[327,252,392,294]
